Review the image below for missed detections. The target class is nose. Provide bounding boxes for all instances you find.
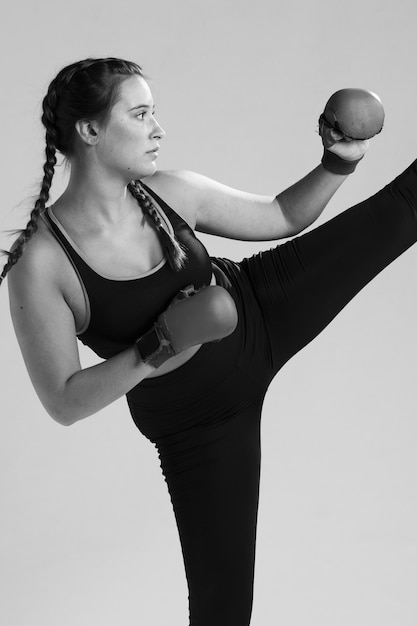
[151,118,166,140]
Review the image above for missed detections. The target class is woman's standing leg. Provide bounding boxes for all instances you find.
[129,317,270,626]
[239,160,417,373]
[154,386,264,626]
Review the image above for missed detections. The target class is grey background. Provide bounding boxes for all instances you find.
[0,0,416,624]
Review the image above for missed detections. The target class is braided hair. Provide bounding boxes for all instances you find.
[128,181,187,271]
[0,57,187,285]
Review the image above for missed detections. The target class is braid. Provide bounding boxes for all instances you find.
[0,94,57,285]
[128,181,188,271]
[0,56,146,285]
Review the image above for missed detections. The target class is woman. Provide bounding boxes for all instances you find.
[2,58,416,625]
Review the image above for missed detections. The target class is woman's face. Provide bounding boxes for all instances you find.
[95,75,165,181]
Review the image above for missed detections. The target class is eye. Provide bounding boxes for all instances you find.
[136,109,156,120]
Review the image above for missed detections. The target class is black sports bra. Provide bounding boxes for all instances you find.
[42,183,214,359]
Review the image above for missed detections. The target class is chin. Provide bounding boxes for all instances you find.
[126,162,157,181]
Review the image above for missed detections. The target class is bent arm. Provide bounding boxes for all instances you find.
[55,348,153,425]
[8,248,154,426]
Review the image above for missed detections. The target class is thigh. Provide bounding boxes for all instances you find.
[155,394,263,626]
[240,160,417,375]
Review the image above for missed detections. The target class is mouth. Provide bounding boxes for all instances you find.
[147,146,160,154]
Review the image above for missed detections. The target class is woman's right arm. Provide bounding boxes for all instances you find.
[8,241,155,427]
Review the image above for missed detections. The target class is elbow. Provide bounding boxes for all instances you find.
[44,382,99,426]
[275,196,308,237]
[38,379,88,426]
[287,222,308,236]
[48,407,76,427]
[43,398,79,427]
[282,215,309,237]
[54,414,76,427]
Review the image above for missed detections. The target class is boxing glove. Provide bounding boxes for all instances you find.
[320,88,385,142]
[135,284,238,368]
[319,88,384,175]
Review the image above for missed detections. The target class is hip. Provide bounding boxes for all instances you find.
[126,257,273,440]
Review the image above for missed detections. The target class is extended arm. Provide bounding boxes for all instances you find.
[147,133,369,241]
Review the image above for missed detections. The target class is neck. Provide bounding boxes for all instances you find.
[55,157,135,227]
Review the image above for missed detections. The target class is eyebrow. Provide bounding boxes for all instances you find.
[129,104,155,111]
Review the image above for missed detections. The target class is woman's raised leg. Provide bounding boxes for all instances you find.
[240,160,417,375]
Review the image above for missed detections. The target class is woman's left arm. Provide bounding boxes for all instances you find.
[152,135,369,241]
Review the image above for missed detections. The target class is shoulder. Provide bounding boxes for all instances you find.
[7,214,68,298]
[7,214,82,353]
[141,169,216,229]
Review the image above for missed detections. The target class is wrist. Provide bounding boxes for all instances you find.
[135,321,175,369]
[321,148,363,175]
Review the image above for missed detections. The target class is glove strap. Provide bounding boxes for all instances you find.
[321,149,363,175]
[135,284,198,368]
[135,321,176,368]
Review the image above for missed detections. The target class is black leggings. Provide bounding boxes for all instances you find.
[127,161,417,626]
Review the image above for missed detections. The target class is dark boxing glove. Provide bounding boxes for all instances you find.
[319,88,385,175]
[135,284,238,368]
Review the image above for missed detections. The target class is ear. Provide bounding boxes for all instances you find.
[74,120,100,146]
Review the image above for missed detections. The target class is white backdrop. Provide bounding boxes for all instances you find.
[1,1,416,625]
